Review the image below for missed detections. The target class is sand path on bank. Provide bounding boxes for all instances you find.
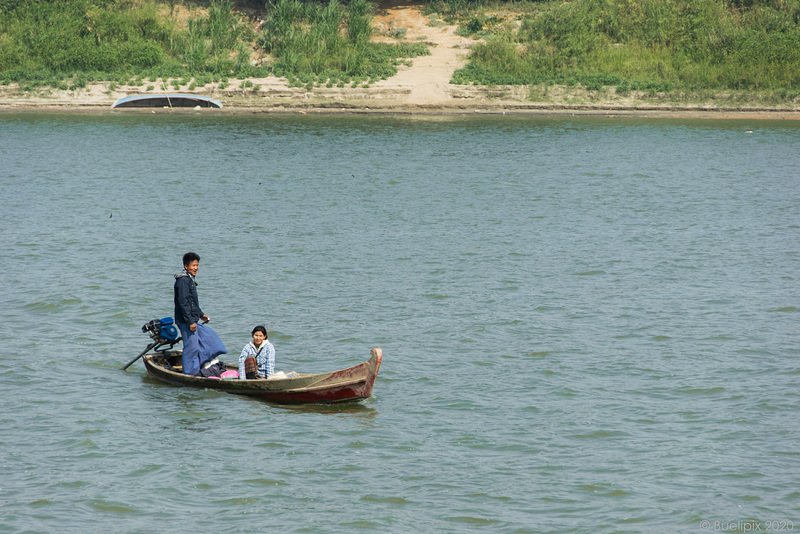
[372,1,474,105]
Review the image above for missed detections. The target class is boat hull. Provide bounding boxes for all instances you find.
[111,94,223,109]
[142,348,382,404]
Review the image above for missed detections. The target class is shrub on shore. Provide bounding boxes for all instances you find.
[0,0,269,86]
[0,0,427,89]
[258,0,428,87]
[448,0,800,95]
[0,0,169,73]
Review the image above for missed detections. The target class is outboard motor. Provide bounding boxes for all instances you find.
[123,317,183,371]
[141,317,180,343]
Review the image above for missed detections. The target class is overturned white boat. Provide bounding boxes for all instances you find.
[112,94,222,109]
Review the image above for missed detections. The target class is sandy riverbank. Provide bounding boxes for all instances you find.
[3,78,799,120]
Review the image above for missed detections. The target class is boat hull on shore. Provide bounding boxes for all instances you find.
[111,94,223,109]
[142,348,382,404]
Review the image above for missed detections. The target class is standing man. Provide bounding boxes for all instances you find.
[174,252,226,375]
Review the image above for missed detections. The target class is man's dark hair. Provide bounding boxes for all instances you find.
[183,252,200,267]
[252,325,268,338]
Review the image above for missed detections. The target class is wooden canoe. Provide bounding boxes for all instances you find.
[142,348,382,404]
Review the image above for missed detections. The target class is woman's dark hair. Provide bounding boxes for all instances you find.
[183,252,200,266]
[252,325,267,338]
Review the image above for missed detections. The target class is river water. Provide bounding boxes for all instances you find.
[1,111,798,533]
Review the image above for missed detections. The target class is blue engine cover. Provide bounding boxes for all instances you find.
[160,323,179,341]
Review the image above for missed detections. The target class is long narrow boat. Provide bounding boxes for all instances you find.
[111,94,223,109]
[141,348,382,404]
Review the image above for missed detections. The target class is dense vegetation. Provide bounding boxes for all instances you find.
[440,0,800,97]
[0,0,253,88]
[1,0,799,99]
[0,0,427,89]
[260,0,428,87]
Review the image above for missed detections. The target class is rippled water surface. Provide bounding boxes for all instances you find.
[1,112,799,533]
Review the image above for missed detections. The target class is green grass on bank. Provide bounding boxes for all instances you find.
[437,0,800,98]
[0,0,263,88]
[1,0,799,100]
[0,0,428,90]
[261,0,428,88]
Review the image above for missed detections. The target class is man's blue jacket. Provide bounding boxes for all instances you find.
[174,271,203,325]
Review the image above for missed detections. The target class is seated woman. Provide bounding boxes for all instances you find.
[238,326,275,379]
